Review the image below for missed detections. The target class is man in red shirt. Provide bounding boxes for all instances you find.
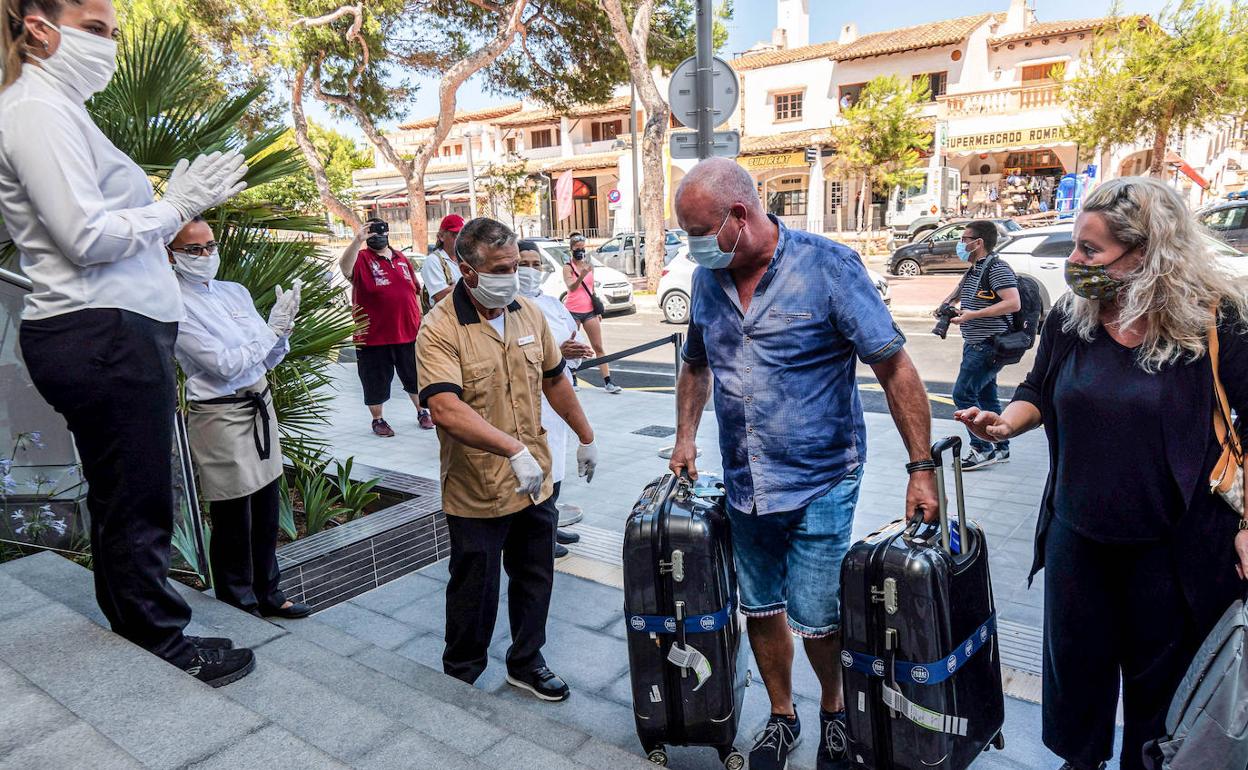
[340,219,434,436]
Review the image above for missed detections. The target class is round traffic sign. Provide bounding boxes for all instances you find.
[607,189,622,204]
[668,56,739,131]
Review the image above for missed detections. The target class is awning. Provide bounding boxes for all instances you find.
[947,141,1076,156]
[1165,152,1210,189]
[356,185,405,203]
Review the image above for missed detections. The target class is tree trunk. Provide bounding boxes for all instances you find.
[291,66,361,232]
[1149,121,1170,178]
[602,0,668,292]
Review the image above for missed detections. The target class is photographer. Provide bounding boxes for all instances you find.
[562,234,620,394]
[935,220,1021,470]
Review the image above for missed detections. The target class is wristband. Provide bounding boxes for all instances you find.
[905,459,937,474]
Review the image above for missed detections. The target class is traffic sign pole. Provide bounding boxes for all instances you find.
[695,0,714,160]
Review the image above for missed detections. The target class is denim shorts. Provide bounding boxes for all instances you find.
[727,470,861,638]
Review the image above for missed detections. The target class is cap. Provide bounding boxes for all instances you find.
[439,214,465,233]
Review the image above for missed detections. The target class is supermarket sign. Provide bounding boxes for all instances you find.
[946,125,1070,152]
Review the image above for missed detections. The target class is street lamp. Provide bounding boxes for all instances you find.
[462,127,481,219]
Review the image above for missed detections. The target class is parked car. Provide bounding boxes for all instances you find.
[596,230,686,273]
[886,219,1022,277]
[656,247,890,324]
[528,237,636,315]
[998,223,1248,317]
[1197,200,1248,254]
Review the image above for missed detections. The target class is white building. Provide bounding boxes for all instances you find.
[353,0,1247,244]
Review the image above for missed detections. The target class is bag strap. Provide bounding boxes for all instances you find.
[1209,319,1243,493]
[440,251,453,284]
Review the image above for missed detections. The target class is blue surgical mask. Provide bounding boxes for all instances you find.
[956,242,971,262]
[687,212,743,269]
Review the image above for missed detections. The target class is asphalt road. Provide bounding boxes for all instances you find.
[576,295,1037,420]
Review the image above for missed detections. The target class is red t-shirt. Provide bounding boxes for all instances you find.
[351,248,422,346]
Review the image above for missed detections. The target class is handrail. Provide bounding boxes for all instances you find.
[0,264,32,291]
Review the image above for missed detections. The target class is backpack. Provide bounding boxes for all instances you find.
[420,252,453,315]
[976,255,1041,367]
[1143,594,1248,770]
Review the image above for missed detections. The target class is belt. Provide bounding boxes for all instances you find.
[195,385,273,460]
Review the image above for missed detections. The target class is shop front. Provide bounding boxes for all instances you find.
[945,124,1077,218]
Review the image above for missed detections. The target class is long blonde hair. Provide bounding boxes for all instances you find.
[1063,176,1248,372]
[2,0,70,88]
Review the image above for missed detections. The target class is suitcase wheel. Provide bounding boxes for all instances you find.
[721,749,745,770]
[646,748,668,766]
[992,732,1006,751]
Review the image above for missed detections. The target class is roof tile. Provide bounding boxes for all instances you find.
[831,14,994,62]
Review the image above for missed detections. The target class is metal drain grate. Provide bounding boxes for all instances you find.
[632,425,677,438]
[998,618,1044,676]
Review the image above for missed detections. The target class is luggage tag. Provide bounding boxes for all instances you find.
[667,642,713,691]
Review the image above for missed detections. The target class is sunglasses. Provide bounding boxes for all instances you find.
[171,243,219,257]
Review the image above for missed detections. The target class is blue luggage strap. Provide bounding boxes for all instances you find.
[840,614,996,686]
[625,600,735,635]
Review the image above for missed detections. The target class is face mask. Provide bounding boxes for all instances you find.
[517,266,544,298]
[572,248,586,260]
[1064,260,1125,301]
[171,251,219,283]
[956,242,972,261]
[366,235,389,252]
[688,212,743,269]
[466,268,520,309]
[34,20,118,102]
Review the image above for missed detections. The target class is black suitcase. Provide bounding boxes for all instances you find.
[839,437,1006,769]
[623,473,749,770]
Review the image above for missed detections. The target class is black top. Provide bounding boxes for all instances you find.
[958,255,1018,344]
[1011,303,1248,632]
[1051,331,1182,542]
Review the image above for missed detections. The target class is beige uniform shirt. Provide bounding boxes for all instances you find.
[416,280,565,518]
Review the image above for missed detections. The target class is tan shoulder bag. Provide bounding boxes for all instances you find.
[1209,323,1245,515]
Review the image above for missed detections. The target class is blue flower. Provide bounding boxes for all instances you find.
[0,459,11,475]
[30,432,45,449]
[1,475,17,494]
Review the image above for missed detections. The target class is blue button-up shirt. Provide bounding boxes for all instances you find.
[683,218,905,515]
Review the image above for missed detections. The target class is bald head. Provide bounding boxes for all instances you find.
[675,157,761,223]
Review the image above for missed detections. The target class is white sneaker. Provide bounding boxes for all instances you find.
[604,382,622,394]
[961,448,1000,471]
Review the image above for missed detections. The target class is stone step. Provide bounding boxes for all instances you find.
[0,553,653,770]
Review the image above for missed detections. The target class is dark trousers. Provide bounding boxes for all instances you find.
[208,478,285,614]
[952,341,1009,453]
[442,497,558,684]
[20,309,195,666]
[1042,517,1198,770]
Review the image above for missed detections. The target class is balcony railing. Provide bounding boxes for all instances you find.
[938,83,1062,118]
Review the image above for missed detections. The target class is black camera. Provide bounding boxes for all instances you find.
[932,303,959,339]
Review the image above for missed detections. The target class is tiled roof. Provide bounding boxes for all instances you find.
[831,14,995,62]
[493,96,632,128]
[990,16,1132,46]
[528,152,622,174]
[398,103,523,131]
[740,129,834,155]
[732,40,842,71]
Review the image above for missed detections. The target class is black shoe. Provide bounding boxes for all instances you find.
[750,712,801,770]
[184,646,256,688]
[993,447,1011,464]
[961,447,1000,471]
[261,601,312,619]
[817,709,850,770]
[186,635,233,650]
[554,543,570,558]
[506,666,570,702]
[556,529,580,545]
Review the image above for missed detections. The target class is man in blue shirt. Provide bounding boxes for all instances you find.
[670,158,939,770]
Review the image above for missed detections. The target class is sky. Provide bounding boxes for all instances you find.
[309,0,1172,138]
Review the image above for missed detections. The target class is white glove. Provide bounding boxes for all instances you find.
[577,440,598,483]
[268,284,297,337]
[509,447,545,498]
[164,150,249,221]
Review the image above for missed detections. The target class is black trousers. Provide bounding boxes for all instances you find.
[20,309,195,666]
[208,478,285,614]
[442,496,558,684]
[356,343,419,406]
[1042,517,1199,770]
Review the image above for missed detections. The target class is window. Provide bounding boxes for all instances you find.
[505,137,516,153]
[838,84,865,110]
[774,92,804,121]
[1204,207,1246,231]
[591,120,623,142]
[933,224,965,243]
[454,144,462,156]
[1034,237,1075,260]
[531,128,561,149]
[767,189,807,216]
[827,181,843,208]
[441,146,451,158]
[913,71,948,101]
[1021,64,1059,84]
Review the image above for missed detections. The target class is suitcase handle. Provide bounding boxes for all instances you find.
[929,437,967,555]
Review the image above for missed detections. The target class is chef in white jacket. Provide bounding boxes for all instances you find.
[169,217,311,623]
[516,241,595,556]
[0,0,254,686]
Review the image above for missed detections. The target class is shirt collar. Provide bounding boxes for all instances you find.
[452,279,522,325]
[712,214,789,303]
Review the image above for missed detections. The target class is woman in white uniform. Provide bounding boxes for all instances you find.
[0,0,254,686]
[170,217,311,621]
[517,241,595,556]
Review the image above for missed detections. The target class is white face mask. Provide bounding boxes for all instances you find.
[33,20,118,102]
[466,268,520,309]
[171,251,219,283]
[517,266,544,298]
